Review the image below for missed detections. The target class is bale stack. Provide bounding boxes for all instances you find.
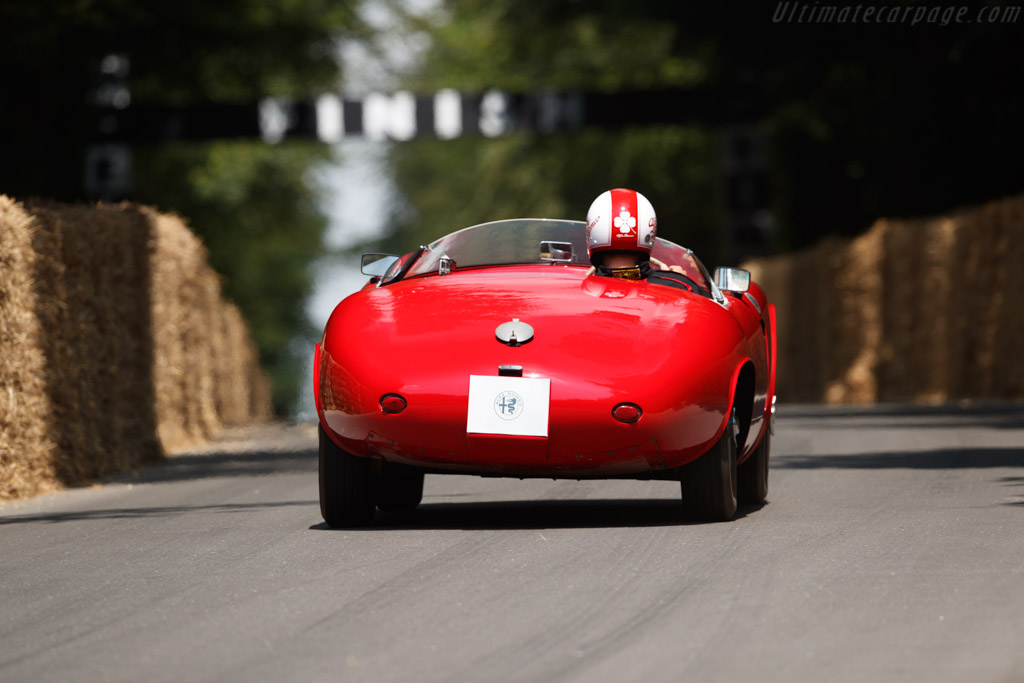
[745,193,1024,403]
[25,201,162,485]
[986,197,1024,396]
[147,207,272,447]
[0,196,272,501]
[147,207,222,449]
[875,215,958,401]
[212,302,273,425]
[0,198,58,499]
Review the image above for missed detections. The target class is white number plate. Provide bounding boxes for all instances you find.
[466,375,550,437]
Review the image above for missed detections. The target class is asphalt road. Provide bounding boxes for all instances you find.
[2,405,1023,683]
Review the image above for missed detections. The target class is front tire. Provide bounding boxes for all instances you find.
[680,414,738,522]
[738,429,770,505]
[319,425,378,527]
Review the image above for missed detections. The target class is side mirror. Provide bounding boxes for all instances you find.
[713,267,751,293]
[361,253,400,277]
[539,241,574,262]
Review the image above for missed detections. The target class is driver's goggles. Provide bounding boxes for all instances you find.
[608,267,643,280]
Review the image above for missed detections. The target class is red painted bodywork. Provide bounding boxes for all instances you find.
[315,221,775,480]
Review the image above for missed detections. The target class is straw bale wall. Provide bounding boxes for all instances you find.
[0,198,57,498]
[745,194,1024,403]
[1,196,271,500]
[145,207,272,450]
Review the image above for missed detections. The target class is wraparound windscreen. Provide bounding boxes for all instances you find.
[401,218,710,289]
[405,219,591,277]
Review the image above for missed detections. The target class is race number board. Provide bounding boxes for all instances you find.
[466,375,550,437]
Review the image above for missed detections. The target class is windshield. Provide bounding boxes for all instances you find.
[650,239,712,291]
[404,219,591,278]
[392,217,710,291]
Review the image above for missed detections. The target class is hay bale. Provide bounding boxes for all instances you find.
[904,216,960,402]
[746,236,855,402]
[825,221,886,403]
[144,205,272,449]
[146,207,222,449]
[989,196,1024,398]
[213,302,273,424]
[873,198,1018,402]
[24,200,163,485]
[745,193,1024,405]
[875,216,925,400]
[0,196,59,500]
[1,196,273,501]
[944,195,1024,401]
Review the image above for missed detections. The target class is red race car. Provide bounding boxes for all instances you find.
[314,218,776,526]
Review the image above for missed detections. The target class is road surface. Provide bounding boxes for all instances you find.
[1,404,1022,682]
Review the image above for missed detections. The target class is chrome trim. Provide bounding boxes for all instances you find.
[495,318,535,346]
[710,280,727,305]
[539,240,574,263]
[692,256,726,304]
[743,292,762,314]
[714,267,751,293]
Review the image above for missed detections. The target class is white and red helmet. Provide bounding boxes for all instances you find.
[585,188,657,265]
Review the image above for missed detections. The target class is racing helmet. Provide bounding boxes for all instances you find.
[585,188,657,266]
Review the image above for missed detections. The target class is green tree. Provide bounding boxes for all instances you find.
[0,0,365,198]
[384,129,722,262]
[0,0,368,415]
[383,0,1024,255]
[132,142,330,414]
[382,0,726,263]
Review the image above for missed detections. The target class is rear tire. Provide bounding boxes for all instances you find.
[319,425,378,527]
[681,416,738,522]
[738,429,770,505]
[378,463,424,511]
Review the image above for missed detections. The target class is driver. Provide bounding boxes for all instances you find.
[584,188,685,279]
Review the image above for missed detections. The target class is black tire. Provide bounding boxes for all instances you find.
[319,425,378,527]
[680,418,738,522]
[738,429,770,505]
[378,463,425,511]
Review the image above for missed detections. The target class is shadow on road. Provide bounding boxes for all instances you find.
[998,476,1024,507]
[780,403,1024,430]
[107,448,316,485]
[0,500,318,525]
[775,448,1024,508]
[310,498,767,531]
[774,447,1024,470]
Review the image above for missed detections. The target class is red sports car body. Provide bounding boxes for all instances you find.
[315,219,776,526]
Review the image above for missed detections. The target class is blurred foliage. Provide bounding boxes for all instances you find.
[385,0,1024,258]
[0,0,366,198]
[384,0,727,263]
[0,0,364,103]
[0,0,366,416]
[138,137,332,415]
[698,2,1024,247]
[384,128,723,262]
[406,0,706,92]
[132,142,330,415]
